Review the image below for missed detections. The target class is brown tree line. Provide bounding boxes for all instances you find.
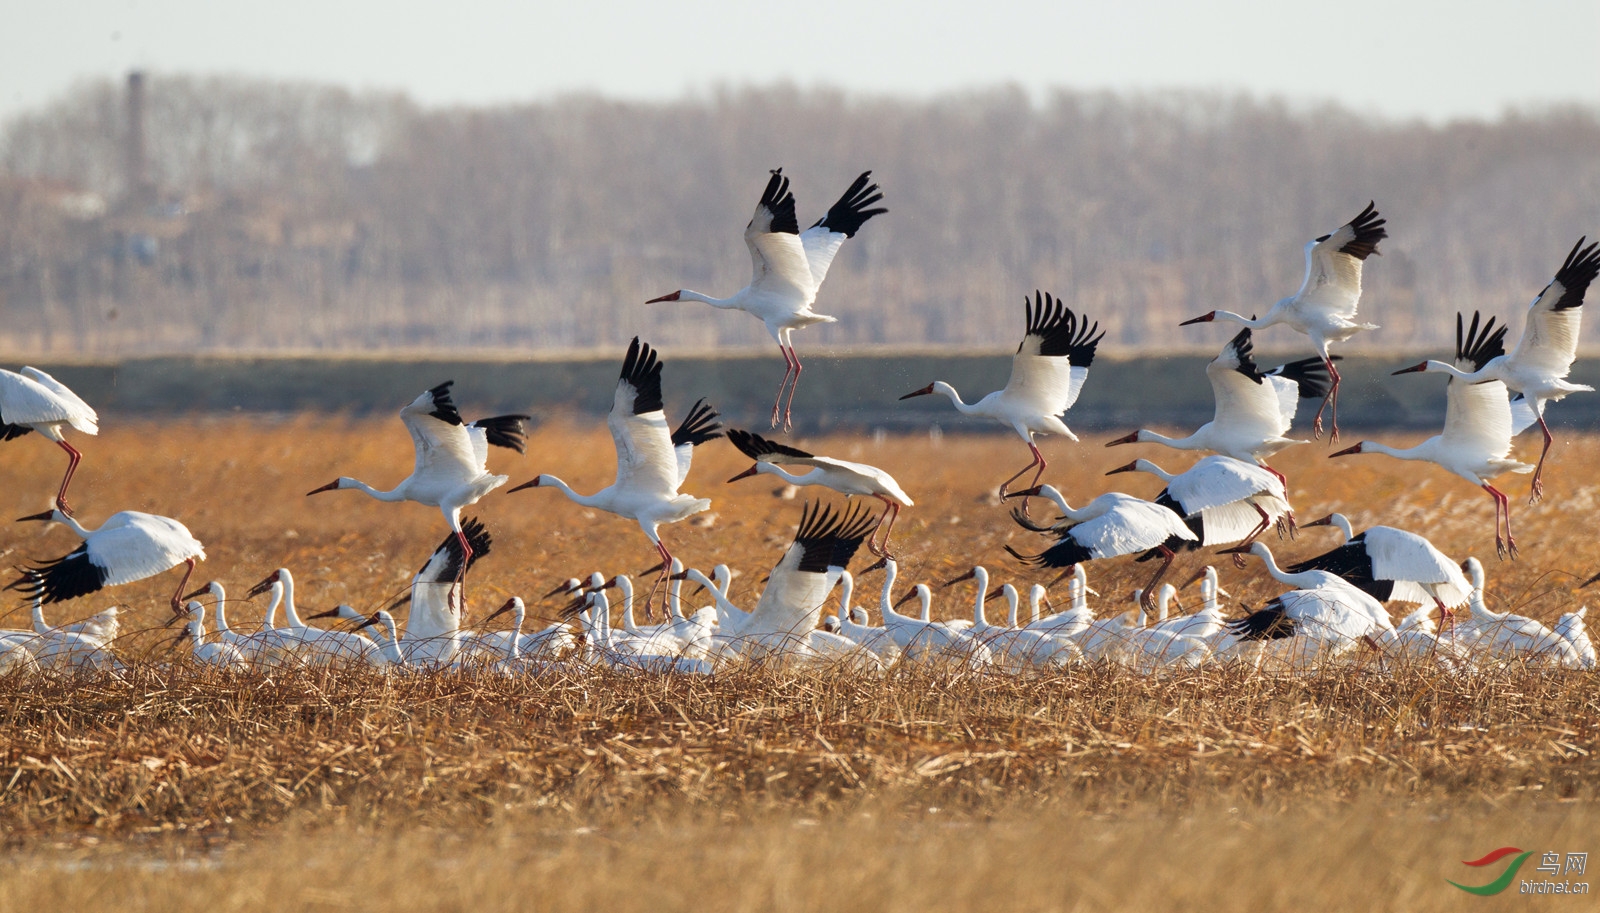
[1,75,1597,356]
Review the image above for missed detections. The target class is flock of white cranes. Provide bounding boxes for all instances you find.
[0,171,1597,676]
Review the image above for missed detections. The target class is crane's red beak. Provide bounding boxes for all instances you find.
[508,477,542,493]
[1391,362,1428,375]
[898,384,935,400]
[646,291,682,303]
[1105,432,1140,447]
[306,480,341,496]
[1105,460,1140,475]
[1329,444,1363,458]
[16,510,55,522]
[1179,312,1216,326]
[727,465,760,483]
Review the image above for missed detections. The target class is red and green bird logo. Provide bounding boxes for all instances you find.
[1448,847,1532,895]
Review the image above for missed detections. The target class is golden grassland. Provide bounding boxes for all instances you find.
[0,419,1596,910]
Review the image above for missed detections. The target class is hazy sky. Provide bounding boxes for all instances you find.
[2,0,1597,125]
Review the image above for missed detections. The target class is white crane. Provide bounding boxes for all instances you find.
[718,500,877,658]
[1393,238,1599,502]
[1391,605,1471,668]
[29,603,118,647]
[829,570,901,663]
[385,519,494,665]
[901,291,1103,512]
[307,380,527,587]
[1336,312,1533,558]
[9,508,204,614]
[1022,568,1097,637]
[1553,607,1595,670]
[1107,328,1332,489]
[1106,454,1293,555]
[468,597,576,662]
[1455,557,1580,666]
[943,567,1076,669]
[509,338,719,609]
[1158,566,1229,641]
[1220,542,1397,659]
[1003,484,1196,612]
[244,568,376,666]
[1285,513,1471,617]
[16,596,115,671]
[647,169,886,430]
[725,428,913,556]
[0,366,99,516]
[1180,202,1387,440]
[176,601,247,668]
[185,580,273,665]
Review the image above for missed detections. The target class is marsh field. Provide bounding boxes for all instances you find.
[0,418,1596,911]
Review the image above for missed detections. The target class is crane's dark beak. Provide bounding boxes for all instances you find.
[1105,460,1140,475]
[1329,444,1363,458]
[940,569,977,589]
[1303,515,1335,528]
[727,465,760,483]
[646,291,682,303]
[16,510,55,523]
[306,480,340,496]
[1105,432,1140,447]
[507,477,542,493]
[1391,362,1428,375]
[898,384,935,400]
[1179,312,1216,326]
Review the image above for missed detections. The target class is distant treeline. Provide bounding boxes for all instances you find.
[2,76,1597,356]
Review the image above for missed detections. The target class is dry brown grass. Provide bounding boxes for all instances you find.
[0,419,1596,908]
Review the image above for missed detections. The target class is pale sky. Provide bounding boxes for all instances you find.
[2,0,1597,125]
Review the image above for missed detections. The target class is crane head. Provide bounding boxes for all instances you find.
[727,465,761,483]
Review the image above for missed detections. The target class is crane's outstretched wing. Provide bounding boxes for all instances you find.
[743,169,813,299]
[608,338,681,497]
[1003,291,1103,416]
[1165,456,1285,515]
[1207,329,1294,438]
[1507,236,1599,379]
[401,381,491,481]
[16,367,98,434]
[0,368,97,434]
[800,171,887,287]
[1292,201,1387,320]
[670,398,723,488]
[1441,313,1519,464]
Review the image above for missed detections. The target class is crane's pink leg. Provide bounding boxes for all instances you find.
[54,439,83,517]
[1529,413,1554,504]
[770,345,797,429]
[1484,484,1517,560]
[780,344,802,432]
[1312,358,1341,442]
[643,539,673,620]
[1141,546,1176,615]
[172,557,197,615]
[998,443,1047,515]
[867,497,901,558]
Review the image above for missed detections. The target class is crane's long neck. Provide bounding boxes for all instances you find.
[1212,310,1274,330]
[1201,580,1220,615]
[211,585,232,633]
[970,568,990,626]
[1003,586,1020,627]
[377,612,403,661]
[1421,360,1491,382]
[1137,460,1177,483]
[344,479,408,502]
[1329,514,1355,542]
[675,289,748,311]
[31,599,49,634]
[878,561,900,622]
[1356,441,1436,464]
[712,565,732,598]
[932,381,980,414]
[762,464,817,487]
[1134,430,1207,452]
[667,564,685,621]
[1252,546,1320,589]
[617,577,637,631]
[279,570,304,628]
[538,475,609,509]
[686,570,745,622]
[917,586,933,622]
[1029,585,1045,623]
[837,572,854,623]
[1157,587,1172,623]
[264,582,282,629]
[50,511,95,539]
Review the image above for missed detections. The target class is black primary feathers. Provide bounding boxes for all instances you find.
[1548,236,1600,311]
[755,169,800,236]
[1333,201,1387,260]
[793,501,877,574]
[7,544,110,605]
[1021,291,1104,364]
[1222,328,1334,399]
[471,415,532,453]
[1283,537,1396,602]
[1455,311,1507,373]
[811,171,888,238]
[421,517,493,581]
[1226,601,1297,640]
[619,337,666,416]
[426,380,464,425]
[1004,537,1094,570]
[672,399,724,448]
[726,428,813,461]
[1,422,34,441]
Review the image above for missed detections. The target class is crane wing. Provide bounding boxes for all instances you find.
[1291,202,1386,320]
[399,381,487,483]
[1507,237,1598,379]
[743,169,814,299]
[0,368,96,433]
[1360,527,1471,606]
[1166,456,1283,514]
[1004,291,1103,414]
[799,171,886,287]
[669,399,723,488]
[1207,331,1290,437]
[609,339,680,497]
[1441,312,1519,464]
[16,367,98,434]
[1072,499,1196,559]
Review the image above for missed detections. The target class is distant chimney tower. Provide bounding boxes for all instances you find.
[124,70,151,205]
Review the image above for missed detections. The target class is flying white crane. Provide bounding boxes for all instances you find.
[647,169,886,430]
[1455,557,1580,666]
[1285,513,1471,617]
[509,338,719,609]
[307,380,527,586]
[725,428,913,557]
[9,508,204,614]
[1107,454,1293,556]
[1003,484,1196,612]
[901,291,1103,512]
[0,366,99,516]
[1107,328,1332,489]
[176,601,247,668]
[1180,202,1387,440]
[1392,238,1599,502]
[1336,312,1533,558]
